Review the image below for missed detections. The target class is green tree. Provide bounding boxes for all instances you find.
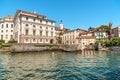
[0,40,5,49]
[97,25,109,30]
[104,40,111,47]
[8,40,17,44]
[95,40,104,46]
[111,37,120,46]
[56,32,63,44]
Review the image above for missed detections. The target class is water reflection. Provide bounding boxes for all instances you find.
[0,51,120,80]
[77,50,109,67]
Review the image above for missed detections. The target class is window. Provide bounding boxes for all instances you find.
[51,32,53,37]
[73,35,74,39]
[51,28,53,30]
[46,39,48,42]
[26,24,28,26]
[10,35,13,40]
[11,30,13,32]
[6,35,8,39]
[11,24,13,28]
[6,30,8,32]
[2,24,4,28]
[40,20,42,23]
[33,18,36,22]
[51,22,53,25]
[25,29,29,35]
[40,39,42,42]
[33,30,36,35]
[1,35,3,39]
[40,26,42,29]
[1,30,3,33]
[26,39,28,42]
[26,17,28,20]
[33,39,35,42]
[33,25,36,28]
[46,21,48,24]
[6,24,8,28]
[46,27,48,29]
[40,31,42,36]
[46,31,48,37]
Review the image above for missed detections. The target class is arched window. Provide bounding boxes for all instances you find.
[6,24,8,28]
[2,24,4,28]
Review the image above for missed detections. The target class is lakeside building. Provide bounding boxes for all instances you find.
[78,32,96,46]
[94,29,109,41]
[89,22,114,41]
[113,26,120,37]
[0,16,14,43]
[13,10,57,44]
[62,28,87,45]
[1,10,120,45]
[89,28,109,41]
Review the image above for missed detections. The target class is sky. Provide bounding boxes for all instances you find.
[0,0,120,30]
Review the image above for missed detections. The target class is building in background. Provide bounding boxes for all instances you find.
[78,31,96,46]
[0,16,14,43]
[94,29,108,41]
[62,28,87,45]
[13,10,56,44]
[55,20,68,44]
[113,26,120,37]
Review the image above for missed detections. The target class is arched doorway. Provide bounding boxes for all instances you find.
[50,39,54,44]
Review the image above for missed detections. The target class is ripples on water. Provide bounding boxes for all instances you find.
[0,51,120,80]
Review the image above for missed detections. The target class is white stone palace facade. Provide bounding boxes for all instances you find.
[13,10,57,44]
[0,16,14,43]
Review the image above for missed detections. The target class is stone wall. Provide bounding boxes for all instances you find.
[61,44,81,51]
[109,46,120,52]
[10,44,60,52]
[5,44,87,52]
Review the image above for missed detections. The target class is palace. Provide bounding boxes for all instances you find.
[0,16,14,43]
[13,10,58,44]
[0,10,120,47]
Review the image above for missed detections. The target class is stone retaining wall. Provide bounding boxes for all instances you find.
[2,44,92,52]
[9,44,83,52]
[10,44,60,52]
[109,46,120,52]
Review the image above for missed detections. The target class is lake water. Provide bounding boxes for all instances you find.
[0,51,120,80]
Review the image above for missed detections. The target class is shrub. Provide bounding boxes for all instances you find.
[8,40,17,44]
[0,40,5,43]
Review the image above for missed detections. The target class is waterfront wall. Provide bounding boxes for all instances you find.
[10,44,59,52]
[1,43,94,53]
[8,44,83,52]
[109,46,120,52]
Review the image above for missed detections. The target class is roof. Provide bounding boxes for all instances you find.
[79,31,92,35]
[78,36,95,39]
[55,26,69,31]
[0,15,14,22]
[64,28,87,33]
[14,10,56,22]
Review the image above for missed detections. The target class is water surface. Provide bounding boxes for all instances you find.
[0,51,120,80]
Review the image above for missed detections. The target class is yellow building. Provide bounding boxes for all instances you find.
[62,29,87,45]
[78,32,96,46]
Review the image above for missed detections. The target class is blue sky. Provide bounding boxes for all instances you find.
[0,0,120,30]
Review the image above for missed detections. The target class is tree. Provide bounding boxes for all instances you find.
[111,37,120,46]
[97,25,109,30]
[0,40,5,49]
[56,32,63,44]
[95,40,104,46]
[104,40,111,47]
